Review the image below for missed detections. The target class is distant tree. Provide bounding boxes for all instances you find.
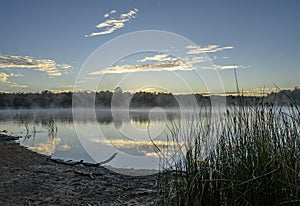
[114,87,123,94]
[0,89,298,109]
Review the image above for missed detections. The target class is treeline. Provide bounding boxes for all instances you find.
[0,90,73,108]
[0,89,299,109]
[0,90,182,109]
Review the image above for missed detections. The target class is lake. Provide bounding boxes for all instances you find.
[0,108,197,170]
[0,106,294,171]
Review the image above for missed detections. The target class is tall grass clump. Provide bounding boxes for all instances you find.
[159,103,300,205]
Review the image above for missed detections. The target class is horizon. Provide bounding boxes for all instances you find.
[0,86,298,97]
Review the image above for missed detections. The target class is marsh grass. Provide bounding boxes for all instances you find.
[46,117,57,139]
[159,102,300,205]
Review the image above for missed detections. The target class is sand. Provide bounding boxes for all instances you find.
[0,134,160,206]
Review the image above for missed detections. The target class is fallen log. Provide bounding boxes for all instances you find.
[49,153,117,167]
[73,171,104,179]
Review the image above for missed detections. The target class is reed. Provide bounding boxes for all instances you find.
[47,117,57,139]
[159,102,300,205]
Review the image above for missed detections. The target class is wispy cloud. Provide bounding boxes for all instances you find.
[104,9,116,18]
[0,72,27,88]
[89,63,245,76]
[187,45,233,54]
[135,44,234,66]
[89,58,244,75]
[88,44,242,75]
[214,64,241,70]
[9,72,24,77]
[0,72,8,82]
[85,8,139,37]
[184,44,248,71]
[57,64,71,69]
[6,81,27,88]
[137,54,177,63]
[89,60,190,75]
[185,64,245,71]
[184,56,209,64]
[0,55,71,76]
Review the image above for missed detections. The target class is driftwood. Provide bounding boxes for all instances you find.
[49,153,117,167]
[48,153,118,179]
[73,171,104,179]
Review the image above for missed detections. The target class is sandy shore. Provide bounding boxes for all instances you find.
[0,134,160,205]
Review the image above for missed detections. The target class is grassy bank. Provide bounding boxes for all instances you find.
[159,103,300,205]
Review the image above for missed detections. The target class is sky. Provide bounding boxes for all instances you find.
[0,0,299,95]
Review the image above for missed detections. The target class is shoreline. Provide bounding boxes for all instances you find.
[0,134,160,205]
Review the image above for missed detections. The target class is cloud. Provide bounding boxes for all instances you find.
[185,44,247,71]
[214,64,249,70]
[214,64,241,70]
[6,81,27,88]
[89,60,190,75]
[0,72,8,82]
[136,53,208,66]
[85,8,139,37]
[0,72,27,88]
[57,64,71,69]
[184,56,209,64]
[137,54,177,63]
[88,45,242,75]
[134,45,233,66]
[9,72,23,77]
[0,55,71,76]
[88,59,245,75]
[187,44,233,54]
[104,9,117,18]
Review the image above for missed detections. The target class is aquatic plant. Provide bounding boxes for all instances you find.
[159,103,300,205]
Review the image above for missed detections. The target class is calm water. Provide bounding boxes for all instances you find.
[1,107,293,170]
[0,108,189,170]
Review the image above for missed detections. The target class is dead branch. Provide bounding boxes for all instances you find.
[49,153,118,167]
[73,171,104,179]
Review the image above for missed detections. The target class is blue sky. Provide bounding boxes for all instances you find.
[0,0,299,94]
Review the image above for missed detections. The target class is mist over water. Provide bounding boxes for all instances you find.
[1,106,292,170]
[0,108,190,169]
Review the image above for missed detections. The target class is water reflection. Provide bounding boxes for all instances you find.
[28,137,61,156]
[0,108,180,169]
